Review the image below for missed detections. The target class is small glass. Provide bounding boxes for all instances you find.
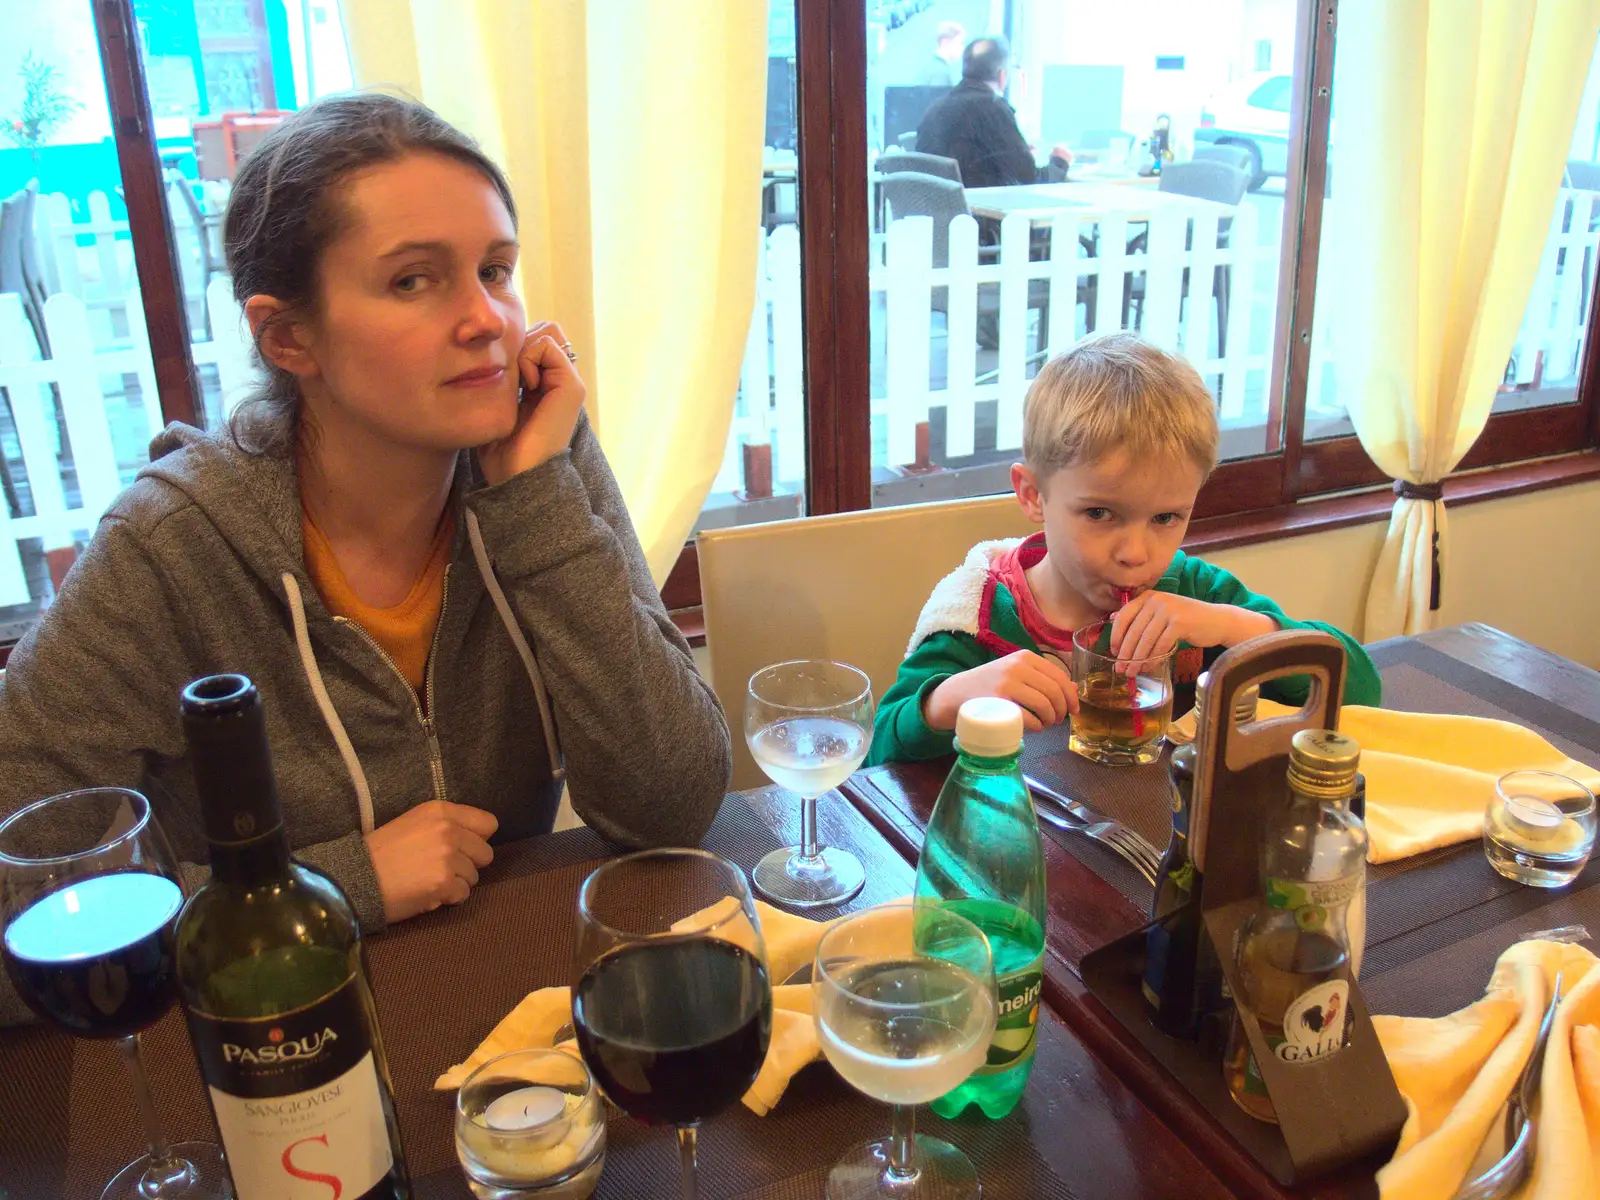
[813,900,997,1200]
[745,660,875,907]
[1484,770,1597,888]
[455,1048,605,1199]
[1069,621,1175,765]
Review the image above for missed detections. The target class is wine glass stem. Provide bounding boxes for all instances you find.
[888,1103,919,1182]
[797,793,822,862]
[677,1124,699,1200]
[117,1034,188,1188]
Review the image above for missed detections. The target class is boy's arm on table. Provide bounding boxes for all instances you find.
[1182,557,1383,707]
[867,632,994,766]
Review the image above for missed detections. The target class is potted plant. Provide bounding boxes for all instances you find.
[4,51,83,163]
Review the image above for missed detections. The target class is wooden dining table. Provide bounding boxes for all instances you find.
[843,623,1600,1200]
[0,776,1237,1197]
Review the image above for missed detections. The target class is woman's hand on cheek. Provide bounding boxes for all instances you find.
[477,321,587,485]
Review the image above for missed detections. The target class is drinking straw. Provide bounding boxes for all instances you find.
[1112,588,1144,737]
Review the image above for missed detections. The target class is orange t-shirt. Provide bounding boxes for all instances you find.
[301,509,453,693]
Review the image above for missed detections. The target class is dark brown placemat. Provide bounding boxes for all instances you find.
[2,789,1148,1200]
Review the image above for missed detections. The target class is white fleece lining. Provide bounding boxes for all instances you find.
[466,510,565,781]
[282,571,377,834]
[908,538,1024,655]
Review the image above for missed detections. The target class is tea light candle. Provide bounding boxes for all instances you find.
[1503,794,1566,843]
[485,1085,568,1133]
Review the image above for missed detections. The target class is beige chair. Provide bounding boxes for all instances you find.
[699,494,1035,789]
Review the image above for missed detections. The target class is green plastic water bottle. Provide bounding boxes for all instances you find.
[914,697,1048,1119]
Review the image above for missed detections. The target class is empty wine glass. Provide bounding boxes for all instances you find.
[571,848,772,1200]
[0,788,230,1199]
[745,660,874,908]
[813,900,997,1200]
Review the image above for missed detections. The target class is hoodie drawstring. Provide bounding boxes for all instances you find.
[281,522,566,834]
[466,510,565,781]
[283,571,377,834]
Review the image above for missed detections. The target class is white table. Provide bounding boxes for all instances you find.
[964,181,1237,225]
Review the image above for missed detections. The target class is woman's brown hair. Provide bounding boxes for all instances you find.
[223,92,516,455]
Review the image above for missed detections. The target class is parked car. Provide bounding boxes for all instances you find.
[1196,74,1291,191]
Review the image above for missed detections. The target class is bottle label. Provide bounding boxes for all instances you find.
[1265,874,1360,933]
[1276,980,1351,1063]
[979,961,1043,1073]
[186,976,393,1199]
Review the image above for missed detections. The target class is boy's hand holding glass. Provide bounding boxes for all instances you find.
[923,649,1078,734]
[1109,592,1277,663]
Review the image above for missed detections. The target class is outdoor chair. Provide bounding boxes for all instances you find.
[1124,159,1250,355]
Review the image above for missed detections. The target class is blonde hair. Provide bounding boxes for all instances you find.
[1021,332,1219,479]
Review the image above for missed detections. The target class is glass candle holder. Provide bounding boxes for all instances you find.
[455,1048,606,1199]
[1484,770,1597,888]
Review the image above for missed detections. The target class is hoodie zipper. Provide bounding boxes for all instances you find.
[333,565,452,803]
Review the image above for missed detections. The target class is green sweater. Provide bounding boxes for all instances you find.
[868,547,1381,765]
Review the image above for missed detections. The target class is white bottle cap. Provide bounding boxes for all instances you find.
[955,697,1024,758]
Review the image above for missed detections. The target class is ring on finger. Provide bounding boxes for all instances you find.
[558,341,578,363]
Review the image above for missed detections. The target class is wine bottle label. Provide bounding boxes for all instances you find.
[186,976,393,1199]
[979,959,1043,1073]
[1276,980,1350,1063]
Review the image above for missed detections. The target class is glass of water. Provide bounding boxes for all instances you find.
[813,901,996,1199]
[1484,770,1597,887]
[745,660,874,908]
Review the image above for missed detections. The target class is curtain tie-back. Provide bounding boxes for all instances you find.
[1392,479,1444,609]
[1393,479,1445,502]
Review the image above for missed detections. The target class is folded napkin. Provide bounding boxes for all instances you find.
[1373,938,1600,1200]
[1170,701,1600,863]
[435,897,839,1115]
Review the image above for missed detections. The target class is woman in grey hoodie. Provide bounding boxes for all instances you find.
[0,94,732,1019]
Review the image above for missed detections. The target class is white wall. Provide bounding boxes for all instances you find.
[1013,0,1293,149]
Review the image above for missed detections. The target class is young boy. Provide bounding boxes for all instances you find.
[868,332,1381,765]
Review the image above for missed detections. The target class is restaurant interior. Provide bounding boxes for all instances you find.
[3,2,1600,1198]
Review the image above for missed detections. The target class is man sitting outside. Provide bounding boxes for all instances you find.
[915,37,1071,189]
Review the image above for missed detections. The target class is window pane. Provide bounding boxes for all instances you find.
[857,0,1301,510]
[0,3,353,642]
[694,1,809,536]
[1306,30,1600,442]
[0,7,155,639]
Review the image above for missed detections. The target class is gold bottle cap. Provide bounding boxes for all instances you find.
[1288,728,1361,798]
[1194,673,1260,728]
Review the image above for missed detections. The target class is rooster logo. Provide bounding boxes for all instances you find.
[1300,990,1342,1035]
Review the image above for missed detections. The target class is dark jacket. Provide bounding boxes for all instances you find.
[915,78,1042,189]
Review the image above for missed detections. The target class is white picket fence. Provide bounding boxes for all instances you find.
[1508,187,1600,386]
[32,185,230,342]
[723,187,1600,490]
[0,281,251,607]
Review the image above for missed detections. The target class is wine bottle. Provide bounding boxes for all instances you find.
[1141,677,1258,1039]
[174,674,411,1200]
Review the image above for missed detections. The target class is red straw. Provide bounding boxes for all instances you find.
[1113,588,1144,737]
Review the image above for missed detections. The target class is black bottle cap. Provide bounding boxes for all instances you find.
[181,674,284,845]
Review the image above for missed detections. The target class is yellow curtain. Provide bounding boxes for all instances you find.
[1328,0,1600,640]
[339,0,769,584]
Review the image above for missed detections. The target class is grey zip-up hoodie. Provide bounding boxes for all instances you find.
[0,414,731,1025]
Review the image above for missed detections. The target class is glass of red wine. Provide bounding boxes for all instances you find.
[571,848,773,1200]
[0,788,230,1200]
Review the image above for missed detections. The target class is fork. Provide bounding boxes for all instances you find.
[1454,972,1563,1200]
[1025,776,1162,884]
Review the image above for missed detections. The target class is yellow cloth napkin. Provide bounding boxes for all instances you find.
[1373,939,1600,1200]
[434,898,840,1115]
[1170,701,1600,863]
